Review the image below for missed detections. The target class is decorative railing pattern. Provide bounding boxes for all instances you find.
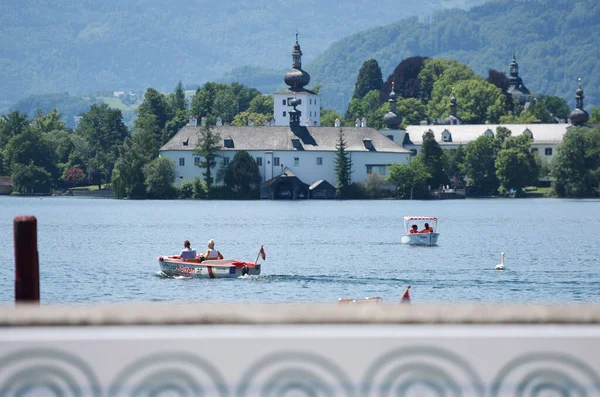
[1,324,599,397]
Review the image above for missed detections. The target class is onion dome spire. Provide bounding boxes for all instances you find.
[284,33,310,90]
[569,78,589,126]
[383,81,402,129]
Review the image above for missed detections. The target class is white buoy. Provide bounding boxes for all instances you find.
[495,252,505,270]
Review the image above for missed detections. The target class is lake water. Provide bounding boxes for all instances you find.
[1,197,599,304]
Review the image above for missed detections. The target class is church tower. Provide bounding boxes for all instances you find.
[507,51,534,105]
[273,34,320,127]
[569,78,589,126]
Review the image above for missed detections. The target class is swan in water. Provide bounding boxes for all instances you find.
[495,252,505,270]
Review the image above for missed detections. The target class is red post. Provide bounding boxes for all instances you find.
[14,215,40,303]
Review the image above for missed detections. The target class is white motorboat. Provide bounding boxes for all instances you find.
[403,216,440,246]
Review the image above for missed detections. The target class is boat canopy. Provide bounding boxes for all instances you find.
[403,216,438,233]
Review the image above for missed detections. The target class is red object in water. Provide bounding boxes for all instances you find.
[14,215,40,303]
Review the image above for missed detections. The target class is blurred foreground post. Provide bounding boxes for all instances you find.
[14,215,40,303]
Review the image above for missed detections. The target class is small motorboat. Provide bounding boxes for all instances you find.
[403,216,440,246]
[157,256,261,278]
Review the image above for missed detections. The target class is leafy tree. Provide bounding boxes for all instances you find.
[9,93,90,129]
[590,106,600,124]
[143,157,177,199]
[381,56,428,101]
[3,128,58,179]
[169,81,187,112]
[345,90,382,126]
[179,180,194,199]
[11,162,53,194]
[223,150,262,196]
[397,98,427,126]
[248,95,274,117]
[320,108,343,127]
[64,167,86,187]
[418,129,447,187]
[418,58,475,104]
[137,88,172,131]
[162,109,189,144]
[462,135,500,195]
[0,110,29,148]
[428,78,505,124]
[351,59,383,101]
[487,69,514,114]
[33,108,68,134]
[552,127,600,197]
[228,82,261,113]
[334,127,353,198]
[213,89,238,123]
[231,111,270,127]
[495,135,539,196]
[387,160,430,199]
[445,145,466,186]
[193,124,221,194]
[538,95,570,120]
[364,172,386,198]
[75,103,129,184]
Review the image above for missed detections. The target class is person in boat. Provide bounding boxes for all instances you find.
[409,224,419,234]
[199,239,224,261]
[420,223,434,233]
[178,240,197,261]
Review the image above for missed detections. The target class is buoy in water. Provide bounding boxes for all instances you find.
[495,252,505,270]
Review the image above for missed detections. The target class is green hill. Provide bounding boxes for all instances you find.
[0,0,486,113]
[306,0,600,112]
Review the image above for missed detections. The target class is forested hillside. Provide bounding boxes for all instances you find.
[306,0,600,112]
[0,0,485,112]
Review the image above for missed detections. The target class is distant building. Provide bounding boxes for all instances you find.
[159,36,410,195]
[507,52,536,105]
[0,176,13,195]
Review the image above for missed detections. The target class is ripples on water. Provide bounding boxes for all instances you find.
[1,197,599,304]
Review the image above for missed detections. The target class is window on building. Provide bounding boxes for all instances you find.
[256,157,263,166]
[283,111,286,117]
[294,157,299,166]
[223,157,230,166]
[274,157,280,166]
[194,157,200,166]
[379,166,386,176]
[316,157,323,165]
[179,158,185,166]
[545,148,553,156]
[366,165,373,174]
[282,99,286,105]
[531,148,538,154]
[410,149,418,157]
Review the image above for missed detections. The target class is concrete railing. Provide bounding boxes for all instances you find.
[1,303,599,397]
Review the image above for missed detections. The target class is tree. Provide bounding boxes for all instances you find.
[364,172,385,198]
[231,111,269,127]
[223,151,262,196]
[387,160,430,199]
[552,127,600,197]
[0,110,29,148]
[137,88,172,131]
[345,90,382,126]
[162,108,189,144]
[418,129,447,188]
[11,162,53,194]
[76,103,129,185]
[334,128,353,198]
[64,167,87,187]
[33,108,68,134]
[445,144,466,187]
[352,59,383,101]
[3,128,58,179]
[320,108,343,127]
[590,106,600,124]
[169,81,187,112]
[193,124,221,194]
[397,98,426,126]
[427,78,505,124]
[381,56,428,101]
[462,135,500,195]
[418,59,476,103]
[143,157,177,199]
[248,95,274,117]
[495,135,539,196]
[212,89,238,123]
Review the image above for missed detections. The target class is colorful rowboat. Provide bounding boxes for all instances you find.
[157,256,261,278]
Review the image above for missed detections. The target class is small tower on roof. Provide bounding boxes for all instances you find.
[507,51,534,105]
[446,90,460,125]
[272,33,320,127]
[383,82,402,130]
[569,78,589,126]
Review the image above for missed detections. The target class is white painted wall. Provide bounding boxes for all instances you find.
[160,149,410,187]
[273,92,320,126]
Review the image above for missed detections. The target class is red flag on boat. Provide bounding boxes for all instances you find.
[259,245,266,260]
[399,285,411,304]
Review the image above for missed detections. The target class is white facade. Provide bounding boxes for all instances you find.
[273,91,320,127]
[161,149,409,188]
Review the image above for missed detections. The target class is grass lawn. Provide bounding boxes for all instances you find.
[70,185,107,191]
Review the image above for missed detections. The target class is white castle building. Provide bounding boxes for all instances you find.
[159,37,411,197]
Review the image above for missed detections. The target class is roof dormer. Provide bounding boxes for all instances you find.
[523,128,533,139]
[441,129,452,142]
[291,137,303,150]
[363,137,374,151]
[224,136,234,148]
[484,128,494,138]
